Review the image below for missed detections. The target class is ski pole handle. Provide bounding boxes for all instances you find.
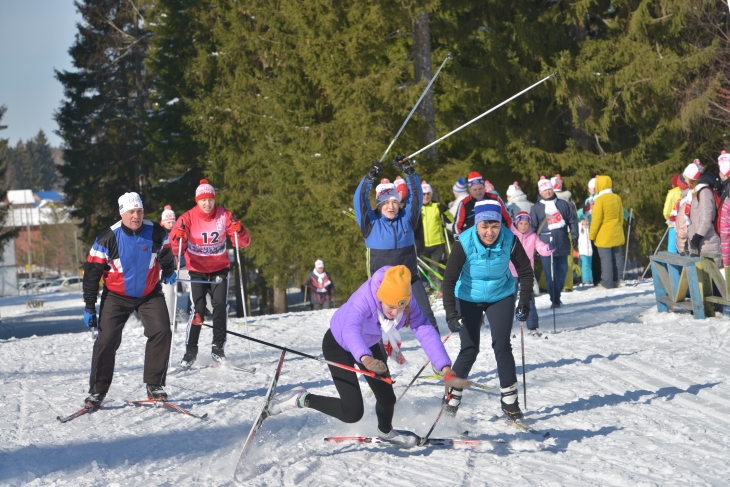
[201,323,394,384]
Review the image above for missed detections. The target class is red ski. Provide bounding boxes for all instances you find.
[126,399,208,420]
[57,405,99,423]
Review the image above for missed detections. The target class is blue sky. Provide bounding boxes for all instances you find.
[0,1,81,147]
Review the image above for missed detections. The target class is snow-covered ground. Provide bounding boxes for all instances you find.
[2,283,730,486]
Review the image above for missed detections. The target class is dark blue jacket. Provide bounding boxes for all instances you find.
[529,195,579,257]
[354,172,422,278]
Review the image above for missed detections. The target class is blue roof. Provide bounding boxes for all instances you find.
[35,191,64,202]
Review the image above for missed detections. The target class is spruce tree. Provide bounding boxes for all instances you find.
[0,106,19,259]
[55,0,154,240]
[25,130,58,192]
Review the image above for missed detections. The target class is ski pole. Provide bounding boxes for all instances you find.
[177,277,223,285]
[167,233,183,371]
[408,73,556,159]
[417,257,444,280]
[550,237,556,334]
[420,399,448,446]
[379,53,452,164]
[420,254,446,270]
[396,332,453,404]
[201,324,394,384]
[622,208,633,281]
[636,226,669,284]
[233,230,252,363]
[520,320,527,410]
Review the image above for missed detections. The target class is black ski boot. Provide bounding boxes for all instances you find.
[84,391,106,409]
[500,383,524,420]
[211,344,226,363]
[180,346,197,368]
[147,384,168,402]
[443,388,463,417]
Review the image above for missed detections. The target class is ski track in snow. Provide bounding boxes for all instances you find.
[1,284,730,486]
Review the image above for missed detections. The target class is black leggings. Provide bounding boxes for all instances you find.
[306,329,396,433]
[452,295,517,388]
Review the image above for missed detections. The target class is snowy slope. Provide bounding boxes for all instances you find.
[2,283,730,486]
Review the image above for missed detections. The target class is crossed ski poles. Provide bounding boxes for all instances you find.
[201,324,394,384]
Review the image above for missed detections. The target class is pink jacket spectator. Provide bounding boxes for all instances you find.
[509,226,551,277]
[721,197,730,266]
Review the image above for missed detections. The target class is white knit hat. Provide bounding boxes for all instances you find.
[588,178,596,191]
[314,259,324,269]
[421,181,433,194]
[682,159,703,181]
[376,182,399,206]
[118,192,143,215]
[537,176,552,192]
[719,151,730,177]
[506,181,523,198]
[160,205,176,224]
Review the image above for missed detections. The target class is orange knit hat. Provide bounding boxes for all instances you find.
[376,266,412,307]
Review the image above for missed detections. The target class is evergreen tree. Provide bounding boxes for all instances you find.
[0,106,19,261]
[25,130,58,191]
[55,0,154,241]
[4,140,30,190]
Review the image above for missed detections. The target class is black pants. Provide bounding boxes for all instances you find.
[186,268,229,351]
[88,288,171,394]
[306,329,396,433]
[311,291,332,310]
[452,295,517,389]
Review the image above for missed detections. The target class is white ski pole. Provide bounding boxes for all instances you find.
[622,208,633,281]
[234,230,251,363]
[636,226,669,284]
[408,73,556,159]
[167,234,183,371]
[550,237,556,334]
[379,53,452,163]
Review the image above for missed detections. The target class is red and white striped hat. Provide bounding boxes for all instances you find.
[394,176,408,201]
[195,179,216,202]
[682,159,703,181]
[551,174,564,190]
[467,171,484,187]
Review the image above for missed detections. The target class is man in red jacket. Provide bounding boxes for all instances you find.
[453,171,512,238]
[170,180,251,367]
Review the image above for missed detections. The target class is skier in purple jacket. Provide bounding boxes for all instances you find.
[267,265,466,447]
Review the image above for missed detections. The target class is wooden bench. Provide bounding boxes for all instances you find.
[650,252,713,318]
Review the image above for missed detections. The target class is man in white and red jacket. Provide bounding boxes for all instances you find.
[170,179,251,367]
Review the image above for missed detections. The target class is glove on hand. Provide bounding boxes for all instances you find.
[84,308,97,328]
[548,240,556,251]
[690,234,703,251]
[361,355,389,376]
[230,218,242,233]
[441,367,470,389]
[162,271,177,285]
[447,313,463,333]
[515,304,530,322]
[392,154,416,175]
[173,226,186,239]
[365,162,382,182]
[572,238,579,250]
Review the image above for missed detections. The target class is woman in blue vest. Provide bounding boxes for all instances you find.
[442,200,535,420]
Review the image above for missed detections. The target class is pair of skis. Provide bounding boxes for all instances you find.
[169,361,256,376]
[57,397,208,423]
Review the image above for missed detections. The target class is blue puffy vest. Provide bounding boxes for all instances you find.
[455,225,515,303]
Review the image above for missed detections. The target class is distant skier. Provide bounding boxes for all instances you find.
[446,177,468,233]
[267,265,467,447]
[160,205,178,325]
[441,200,535,420]
[82,192,176,407]
[170,179,251,367]
[353,155,438,330]
[415,180,450,270]
[305,259,335,310]
[505,181,533,219]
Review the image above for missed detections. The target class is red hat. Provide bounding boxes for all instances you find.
[467,171,484,187]
[195,179,216,202]
[670,174,680,188]
[677,175,689,191]
[394,176,408,201]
